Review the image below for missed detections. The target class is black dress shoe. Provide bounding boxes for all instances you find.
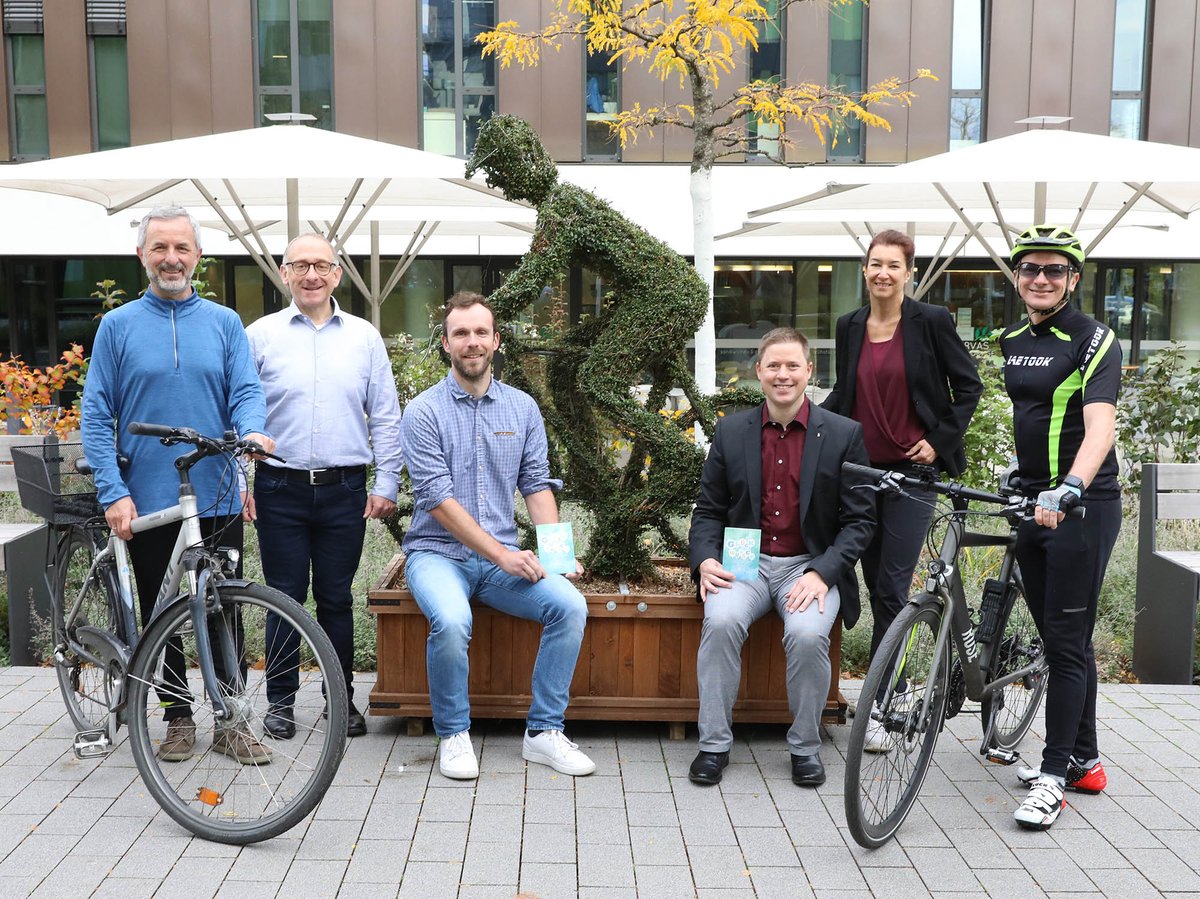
[688,750,730,785]
[264,704,295,739]
[347,703,367,738]
[791,752,825,787]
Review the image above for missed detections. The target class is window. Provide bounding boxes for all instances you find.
[1110,0,1150,139]
[949,0,986,149]
[87,0,129,150]
[421,0,496,157]
[746,0,783,162]
[4,0,47,160]
[827,3,864,161]
[254,0,333,129]
[584,51,619,160]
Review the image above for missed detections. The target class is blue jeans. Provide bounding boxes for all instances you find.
[255,466,367,705]
[404,550,588,737]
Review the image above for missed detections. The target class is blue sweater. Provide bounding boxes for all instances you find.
[81,289,268,516]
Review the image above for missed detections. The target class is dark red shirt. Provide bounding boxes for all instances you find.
[852,328,926,464]
[760,400,809,557]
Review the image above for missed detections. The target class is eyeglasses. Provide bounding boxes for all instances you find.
[284,260,337,276]
[1016,262,1072,280]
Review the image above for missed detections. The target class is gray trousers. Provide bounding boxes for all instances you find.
[697,554,841,756]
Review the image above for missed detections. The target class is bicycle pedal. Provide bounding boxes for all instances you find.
[984,747,1020,765]
[73,729,113,760]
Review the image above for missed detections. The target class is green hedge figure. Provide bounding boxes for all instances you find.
[466,114,717,579]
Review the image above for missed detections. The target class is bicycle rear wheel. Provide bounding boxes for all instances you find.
[53,526,122,733]
[845,598,950,849]
[125,582,348,844]
[980,578,1047,751]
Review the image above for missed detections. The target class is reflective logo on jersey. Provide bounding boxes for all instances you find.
[1006,355,1054,367]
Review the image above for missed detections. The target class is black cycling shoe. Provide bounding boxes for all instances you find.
[264,704,295,740]
[347,703,367,738]
[688,750,730,785]
[790,752,825,787]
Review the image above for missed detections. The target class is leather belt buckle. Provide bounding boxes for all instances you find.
[309,468,332,486]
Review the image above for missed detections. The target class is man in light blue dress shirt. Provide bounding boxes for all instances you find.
[401,291,595,781]
[246,233,403,740]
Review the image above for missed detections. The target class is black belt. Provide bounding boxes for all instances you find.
[257,463,366,486]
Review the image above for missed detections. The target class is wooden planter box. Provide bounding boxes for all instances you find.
[368,553,847,736]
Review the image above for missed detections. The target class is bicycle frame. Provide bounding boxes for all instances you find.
[64,486,240,729]
[896,511,1041,756]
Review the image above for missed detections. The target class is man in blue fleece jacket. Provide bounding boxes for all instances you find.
[81,205,275,765]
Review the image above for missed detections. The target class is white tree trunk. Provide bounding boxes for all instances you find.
[690,165,717,396]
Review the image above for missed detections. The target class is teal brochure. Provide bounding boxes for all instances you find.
[536,523,577,575]
[722,527,761,581]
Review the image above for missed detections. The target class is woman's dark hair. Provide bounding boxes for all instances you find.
[866,229,916,270]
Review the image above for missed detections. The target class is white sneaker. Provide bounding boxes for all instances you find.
[863,716,893,754]
[522,730,596,776]
[438,730,479,780]
[1014,775,1065,830]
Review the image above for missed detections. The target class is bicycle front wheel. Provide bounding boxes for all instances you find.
[845,598,950,849]
[53,526,122,733]
[980,580,1047,751]
[125,582,348,844]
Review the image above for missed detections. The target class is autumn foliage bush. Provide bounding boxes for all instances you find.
[0,344,87,435]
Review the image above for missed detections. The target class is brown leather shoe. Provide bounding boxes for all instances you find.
[156,716,196,762]
[213,725,273,766]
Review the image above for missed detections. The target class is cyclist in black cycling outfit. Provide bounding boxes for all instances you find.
[1000,226,1123,830]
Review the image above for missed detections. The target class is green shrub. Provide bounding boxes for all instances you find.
[1116,342,1200,490]
[960,342,1014,490]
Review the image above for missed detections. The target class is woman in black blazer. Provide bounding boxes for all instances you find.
[822,230,982,749]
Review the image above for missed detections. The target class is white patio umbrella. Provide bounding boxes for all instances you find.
[717,211,1167,298]
[0,125,530,316]
[747,129,1200,285]
[718,214,1021,299]
[203,213,535,327]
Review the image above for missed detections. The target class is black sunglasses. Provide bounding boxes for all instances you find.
[1016,262,1073,280]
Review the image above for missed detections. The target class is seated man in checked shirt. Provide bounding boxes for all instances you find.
[400,291,595,782]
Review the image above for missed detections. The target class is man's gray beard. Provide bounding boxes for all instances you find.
[144,263,195,295]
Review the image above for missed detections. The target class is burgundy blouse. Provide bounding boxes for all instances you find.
[851,327,926,464]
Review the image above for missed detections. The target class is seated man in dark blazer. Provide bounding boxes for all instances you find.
[688,328,875,787]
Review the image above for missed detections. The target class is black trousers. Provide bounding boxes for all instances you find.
[861,469,936,702]
[1016,497,1121,778]
[128,515,244,722]
[254,466,367,705]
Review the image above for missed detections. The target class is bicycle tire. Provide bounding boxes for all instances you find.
[125,582,348,844]
[845,598,950,849]
[53,526,122,733]
[980,577,1047,751]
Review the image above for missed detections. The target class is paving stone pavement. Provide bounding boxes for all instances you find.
[1,666,1199,898]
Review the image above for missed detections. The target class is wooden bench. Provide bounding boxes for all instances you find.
[368,554,848,738]
[0,434,54,666]
[1133,463,1200,684]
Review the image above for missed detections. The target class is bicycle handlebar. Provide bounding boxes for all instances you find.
[841,462,1085,519]
[127,422,286,464]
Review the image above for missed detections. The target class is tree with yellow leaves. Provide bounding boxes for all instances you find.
[478,0,935,397]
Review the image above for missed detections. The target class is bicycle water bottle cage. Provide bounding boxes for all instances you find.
[976,578,1008,644]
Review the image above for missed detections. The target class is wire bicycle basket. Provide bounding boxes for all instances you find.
[11,442,102,525]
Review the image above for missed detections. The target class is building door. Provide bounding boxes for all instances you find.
[1094,264,1143,362]
[6,260,54,365]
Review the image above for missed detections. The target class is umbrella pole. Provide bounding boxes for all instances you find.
[287,178,299,243]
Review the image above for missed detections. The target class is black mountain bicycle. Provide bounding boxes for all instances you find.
[840,463,1067,849]
[13,424,348,844]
